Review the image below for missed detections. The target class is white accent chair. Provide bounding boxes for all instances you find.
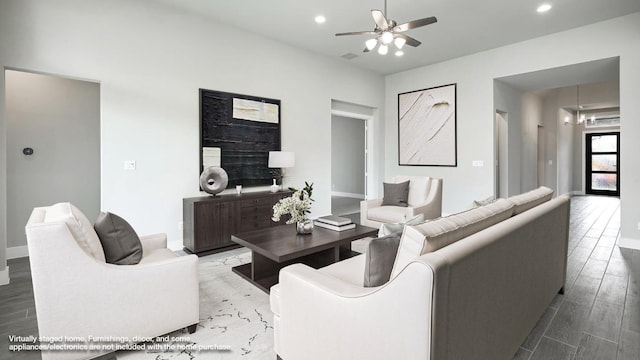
[360,176,443,228]
[25,204,200,360]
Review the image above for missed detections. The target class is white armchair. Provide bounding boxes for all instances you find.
[360,176,442,228]
[25,204,200,360]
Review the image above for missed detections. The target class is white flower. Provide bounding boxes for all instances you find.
[272,190,312,224]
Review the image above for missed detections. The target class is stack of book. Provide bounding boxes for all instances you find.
[313,215,356,232]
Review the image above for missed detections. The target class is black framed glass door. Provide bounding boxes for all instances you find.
[586,132,619,196]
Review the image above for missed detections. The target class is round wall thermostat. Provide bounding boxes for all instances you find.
[23,147,34,156]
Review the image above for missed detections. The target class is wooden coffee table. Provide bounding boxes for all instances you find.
[231,223,377,293]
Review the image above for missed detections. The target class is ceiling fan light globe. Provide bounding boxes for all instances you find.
[378,44,388,55]
[381,31,394,45]
[394,37,406,49]
[395,50,404,57]
[365,38,378,50]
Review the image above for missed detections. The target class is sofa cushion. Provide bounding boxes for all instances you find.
[318,254,366,286]
[138,247,177,264]
[364,232,403,287]
[509,186,554,215]
[381,180,410,207]
[391,198,515,277]
[44,202,106,262]
[378,213,425,237]
[94,212,143,265]
[367,205,411,224]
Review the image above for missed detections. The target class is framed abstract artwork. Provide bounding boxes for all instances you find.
[200,89,281,188]
[398,83,457,166]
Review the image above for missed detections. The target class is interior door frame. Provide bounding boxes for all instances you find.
[584,130,620,196]
[330,109,373,200]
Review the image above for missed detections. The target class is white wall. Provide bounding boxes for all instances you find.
[0,68,6,281]
[385,12,640,248]
[0,0,385,262]
[494,80,523,197]
[331,115,365,196]
[5,70,101,252]
[521,93,543,193]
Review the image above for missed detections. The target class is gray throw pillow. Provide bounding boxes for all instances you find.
[363,232,403,287]
[381,180,410,207]
[94,212,143,265]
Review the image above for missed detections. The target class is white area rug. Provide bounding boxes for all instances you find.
[118,249,274,360]
[117,238,370,360]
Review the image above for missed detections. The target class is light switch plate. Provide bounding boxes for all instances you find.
[124,160,136,170]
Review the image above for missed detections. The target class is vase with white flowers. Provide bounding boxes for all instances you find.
[272,182,314,234]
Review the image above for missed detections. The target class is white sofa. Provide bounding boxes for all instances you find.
[25,203,200,360]
[271,188,569,360]
[360,176,442,228]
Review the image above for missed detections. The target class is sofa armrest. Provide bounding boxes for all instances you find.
[360,198,384,226]
[277,262,435,360]
[27,222,199,345]
[409,198,441,220]
[140,233,167,253]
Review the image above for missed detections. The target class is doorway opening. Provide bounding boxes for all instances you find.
[330,102,374,221]
[5,69,101,258]
[585,131,619,196]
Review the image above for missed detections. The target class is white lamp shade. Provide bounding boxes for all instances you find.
[365,38,378,51]
[268,151,295,168]
[378,44,388,55]
[394,37,406,49]
[381,31,394,45]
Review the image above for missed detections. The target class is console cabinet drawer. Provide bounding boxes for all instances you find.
[183,190,292,255]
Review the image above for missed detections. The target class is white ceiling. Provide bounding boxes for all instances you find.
[153,0,640,75]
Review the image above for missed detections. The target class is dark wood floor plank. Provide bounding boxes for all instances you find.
[580,258,608,280]
[545,300,591,346]
[566,275,601,306]
[574,333,617,360]
[512,347,532,360]
[529,337,576,360]
[584,300,623,343]
[522,307,557,351]
[622,295,640,333]
[617,329,640,360]
[596,274,628,305]
[590,246,614,262]
[606,257,631,278]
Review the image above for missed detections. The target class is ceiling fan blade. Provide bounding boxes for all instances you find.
[394,16,437,32]
[371,9,389,30]
[396,33,422,47]
[335,31,377,36]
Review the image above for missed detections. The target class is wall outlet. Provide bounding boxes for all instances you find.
[123,160,136,170]
[178,221,183,230]
[472,160,484,167]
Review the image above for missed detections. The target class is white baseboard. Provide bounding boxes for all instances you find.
[331,191,365,199]
[7,245,29,259]
[0,266,9,286]
[618,237,640,250]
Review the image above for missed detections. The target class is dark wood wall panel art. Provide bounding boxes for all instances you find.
[200,89,281,188]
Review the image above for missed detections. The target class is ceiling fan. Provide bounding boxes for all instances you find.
[335,0,437,56]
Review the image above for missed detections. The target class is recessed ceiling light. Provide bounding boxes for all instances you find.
[395,51,404,57]
[314,15,326,24]
[537,4,552,13]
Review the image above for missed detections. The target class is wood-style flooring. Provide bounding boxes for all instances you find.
[512,195,640,360]
[0,195,638,360]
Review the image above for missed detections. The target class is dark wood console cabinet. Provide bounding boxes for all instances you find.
[183,190,292,255]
